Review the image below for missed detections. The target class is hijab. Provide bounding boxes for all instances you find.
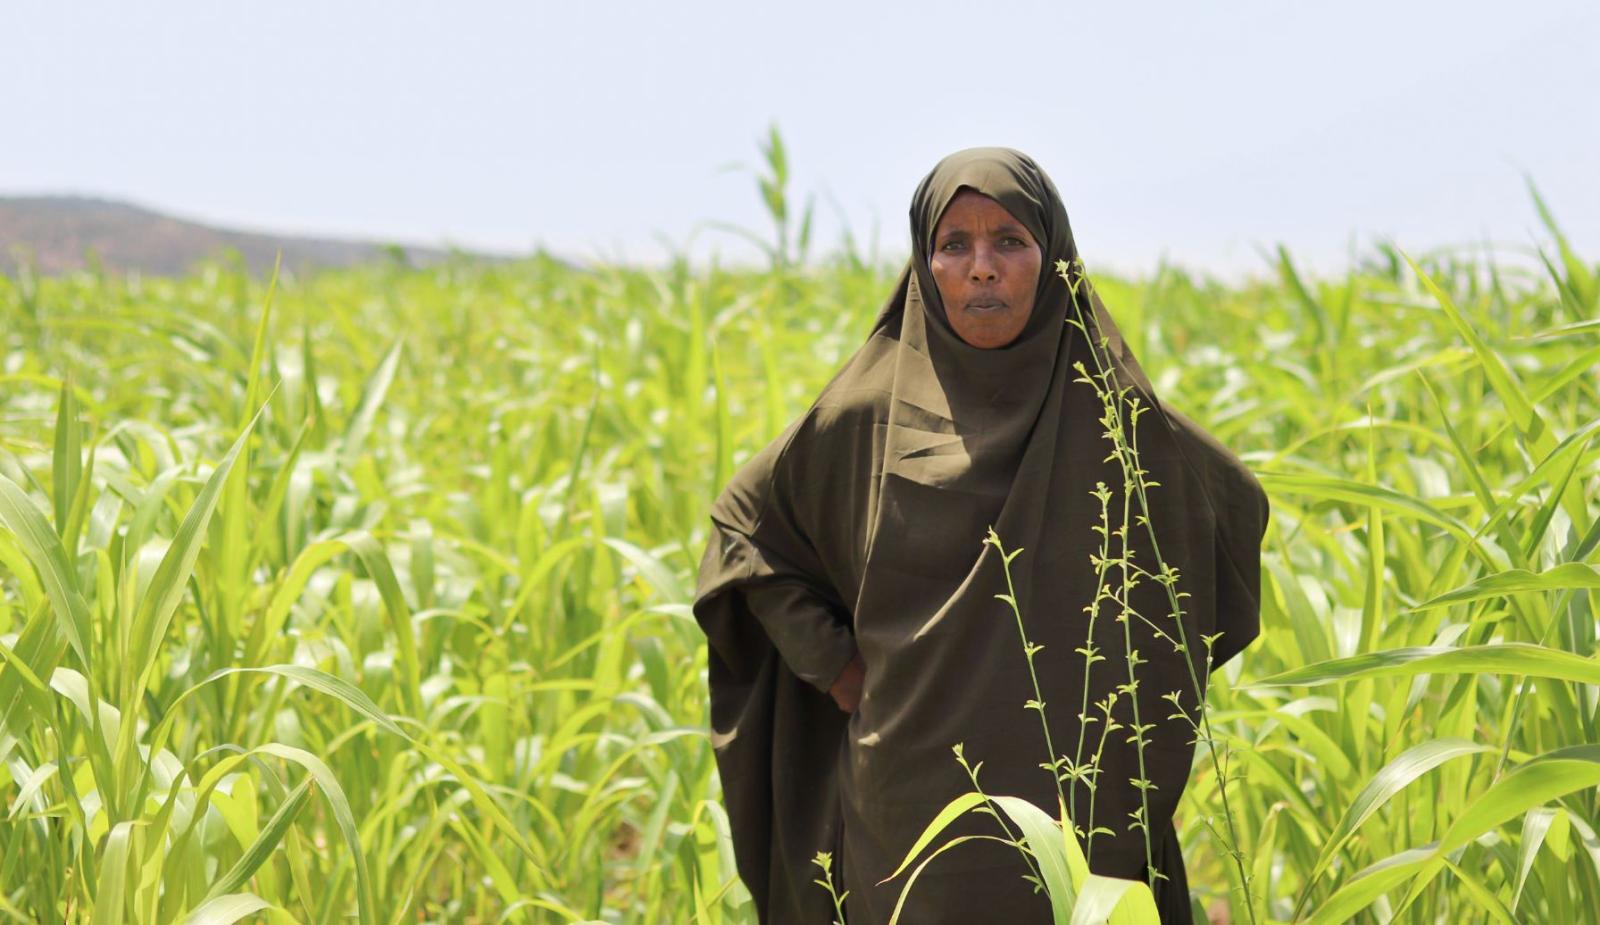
[693,147,1270,923]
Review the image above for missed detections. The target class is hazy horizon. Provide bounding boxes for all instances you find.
[6,1,1597,282]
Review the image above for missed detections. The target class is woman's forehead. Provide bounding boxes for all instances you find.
[934,189,1031,231]
[924,184,1048,251]
[912,147,1065,261]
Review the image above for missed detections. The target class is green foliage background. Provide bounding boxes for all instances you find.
[1,160,1598,922]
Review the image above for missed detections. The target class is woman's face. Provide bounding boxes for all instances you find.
[929,189,1042,349]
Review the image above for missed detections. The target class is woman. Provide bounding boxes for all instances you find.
[693,147,1269,924]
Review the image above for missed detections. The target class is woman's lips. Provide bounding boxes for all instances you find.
[965,301,1007,313]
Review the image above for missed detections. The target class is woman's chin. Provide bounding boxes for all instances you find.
[955,319,1023,349]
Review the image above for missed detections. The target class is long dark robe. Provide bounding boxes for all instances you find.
[693,148,1270,924]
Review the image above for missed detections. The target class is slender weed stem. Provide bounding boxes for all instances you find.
[1061,257,1259,923]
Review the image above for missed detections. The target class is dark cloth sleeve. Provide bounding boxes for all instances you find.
[1157,404,1272,674]
[716,409,858,695]
[1208,453,1270,672]
[695,522,852,924]
[741,580,857,694]
[693,409,856,923]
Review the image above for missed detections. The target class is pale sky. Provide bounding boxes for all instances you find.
[6,1,1597,280]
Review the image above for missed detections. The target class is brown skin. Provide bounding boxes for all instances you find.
[928,190,1042,349]
[827,194,1044,713]
[828,649,866,713]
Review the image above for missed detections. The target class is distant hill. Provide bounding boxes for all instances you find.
[0,196,508,277]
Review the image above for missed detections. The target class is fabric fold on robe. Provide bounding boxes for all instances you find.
[693,147,1271,925]
[743,580,857,694]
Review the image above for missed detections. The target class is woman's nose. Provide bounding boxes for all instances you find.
[969,245,998,282]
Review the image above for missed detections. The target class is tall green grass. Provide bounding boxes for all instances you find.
[1,149,1597,922]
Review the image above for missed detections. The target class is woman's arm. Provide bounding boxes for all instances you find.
[700,406,866,711]
[741,579,861,709]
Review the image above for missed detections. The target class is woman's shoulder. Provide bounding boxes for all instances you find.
[709,338,895,533]
[1158,402,1270,533]
[1161,405,1260,480]
[810,331,899,431]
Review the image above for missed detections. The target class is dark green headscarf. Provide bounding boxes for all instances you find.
[694,147,1269,924]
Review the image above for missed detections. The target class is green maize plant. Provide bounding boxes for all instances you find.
[1,144,1597,922]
